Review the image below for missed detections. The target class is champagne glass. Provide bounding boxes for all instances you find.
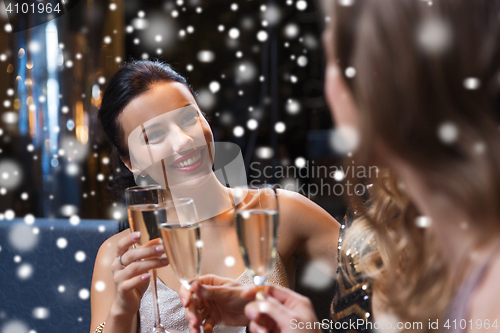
[233,184,279,291]
[125,185,169,333]
[157,198,209,324]
[157,198,202,290]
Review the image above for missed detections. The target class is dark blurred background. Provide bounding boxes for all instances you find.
[0,0,346,222]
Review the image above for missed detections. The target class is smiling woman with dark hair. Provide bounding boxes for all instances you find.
[89,60,340,333]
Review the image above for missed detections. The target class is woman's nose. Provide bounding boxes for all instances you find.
[170,126,194,153]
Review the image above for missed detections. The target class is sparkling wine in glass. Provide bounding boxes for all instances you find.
[158,198,202,290]
[233,184,279,289]
[157,198,210,325]
[125,185,169,333]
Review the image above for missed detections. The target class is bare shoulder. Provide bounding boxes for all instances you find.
[277,189,339,227]
[90,229,131,330]
[94,229,130,269]
[275,189,340,264]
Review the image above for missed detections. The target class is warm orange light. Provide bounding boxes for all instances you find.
[29,104,37,138]
[75,101,89,144]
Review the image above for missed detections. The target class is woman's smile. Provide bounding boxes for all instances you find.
[169,147,206,172]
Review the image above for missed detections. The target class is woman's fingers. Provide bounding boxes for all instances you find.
[113,234,165,273]
[197,274,235,286]
[245,295,293,329]
[192,281,229,301]
[115,257,169,283]
[191,275,250,301]
[119,272,152,293]
[116,231,141,256]
[189,322,202,333]
[184,303,202,327]
[179,284,192,307]
[260,285,301,304]
[248,320,271,333]
[181,275,246,308]
[121,244,165,266]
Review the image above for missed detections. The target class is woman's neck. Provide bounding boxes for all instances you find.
[167,172,233,223]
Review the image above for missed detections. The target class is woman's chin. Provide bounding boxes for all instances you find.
[169,172,212,190]
[146,164,213,190]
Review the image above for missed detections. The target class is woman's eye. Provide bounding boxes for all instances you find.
[181,112,199,125]
[145,130,165,144]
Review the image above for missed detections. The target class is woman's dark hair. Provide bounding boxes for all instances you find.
[98,60,197,230]
[99,59,196,157]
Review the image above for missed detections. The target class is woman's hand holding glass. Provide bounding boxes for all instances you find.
[110,231,169,316]
[244,285,320,333]
[181,277,319,333]
[179,275,257,333]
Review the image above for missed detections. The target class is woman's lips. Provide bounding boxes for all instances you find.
[169,148,205,172]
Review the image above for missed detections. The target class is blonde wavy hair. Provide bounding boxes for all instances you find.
[341,170,453,329]
[324,0,500,328]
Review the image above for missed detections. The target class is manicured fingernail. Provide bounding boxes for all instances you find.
[255,292,266,302]
[160,257,169,264]
[132,231,141,240]
[256,328,266,333]
[156,245,164,253]
[141,273,151,280]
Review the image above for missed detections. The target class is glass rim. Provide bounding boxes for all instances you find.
[125,184,162,193]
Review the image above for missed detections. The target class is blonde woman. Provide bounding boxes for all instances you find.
[181,1,500,332]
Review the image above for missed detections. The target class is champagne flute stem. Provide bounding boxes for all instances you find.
[149,268,163,330]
